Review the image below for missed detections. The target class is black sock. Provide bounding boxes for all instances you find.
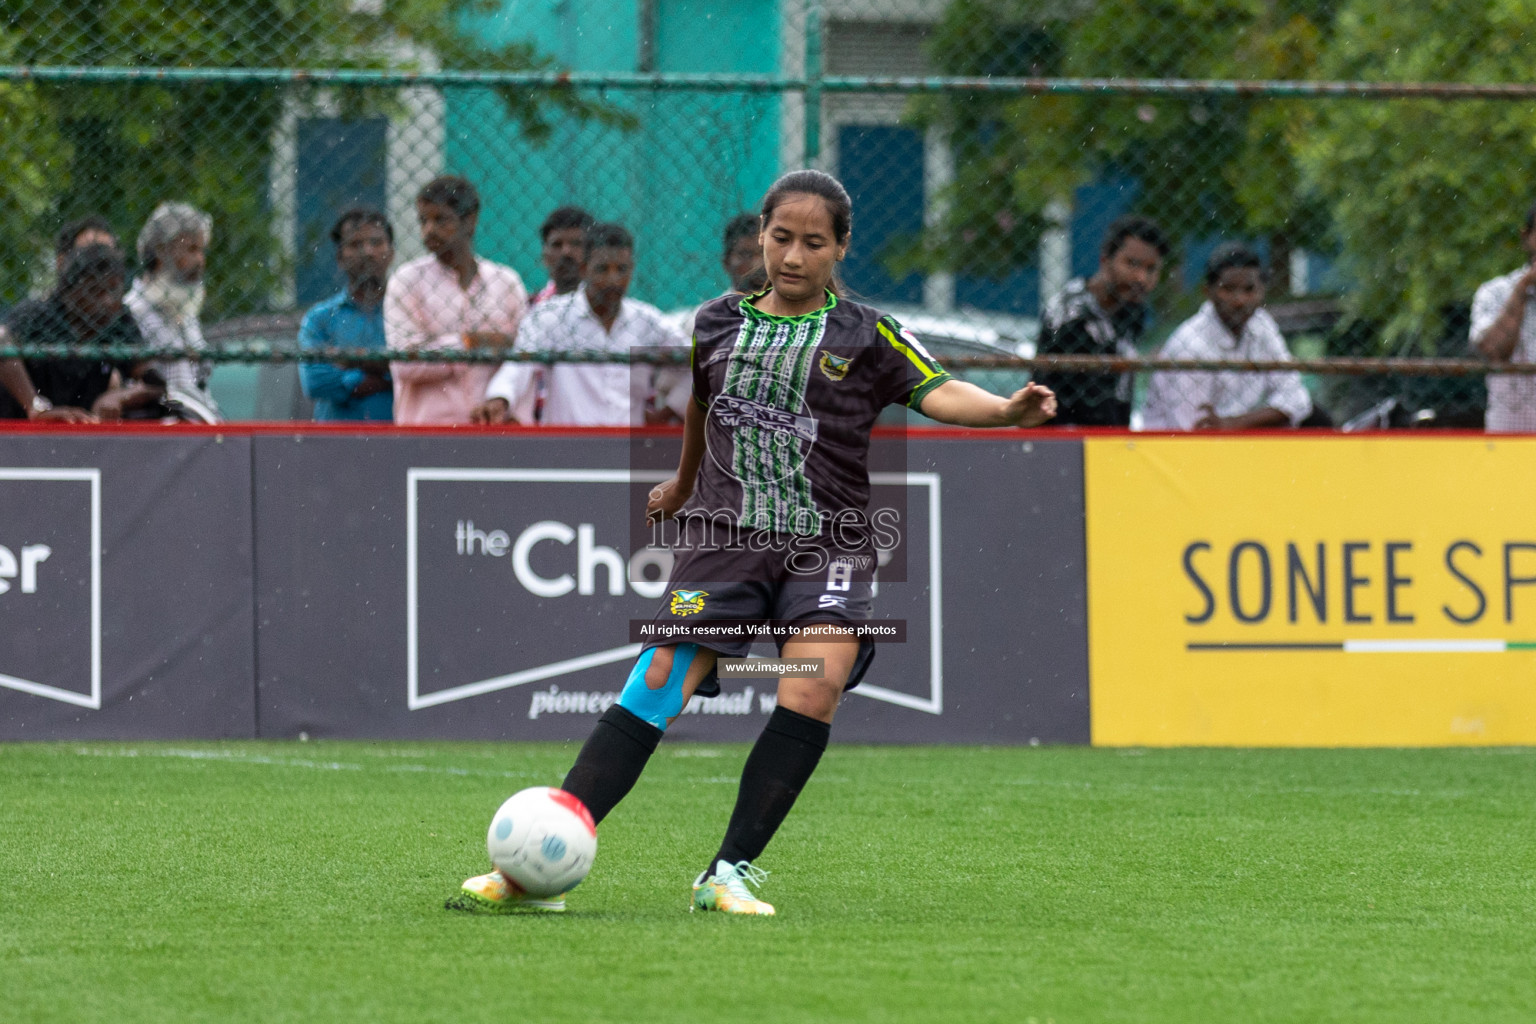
[706,706,831,875]
[561,705,663,825]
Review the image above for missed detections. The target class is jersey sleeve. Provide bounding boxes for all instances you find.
[874,315,951,409]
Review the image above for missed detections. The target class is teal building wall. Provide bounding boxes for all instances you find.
[450,1,782,311]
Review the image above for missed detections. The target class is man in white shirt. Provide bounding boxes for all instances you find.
[1470,204,1536,432]
[474,223,683,426]
[1141,243,1312,431]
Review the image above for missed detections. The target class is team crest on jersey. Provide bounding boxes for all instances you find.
[819,351,854,382]
[669,589,708,616]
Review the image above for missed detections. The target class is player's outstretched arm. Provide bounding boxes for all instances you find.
[647,396,707,523]
[918,378,1057,428]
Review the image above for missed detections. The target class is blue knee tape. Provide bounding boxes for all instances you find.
[617,644,698,731]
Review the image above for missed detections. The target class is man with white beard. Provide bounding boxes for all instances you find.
[125,202,221,422]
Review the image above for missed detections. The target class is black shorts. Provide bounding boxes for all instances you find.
[644,526,878,697]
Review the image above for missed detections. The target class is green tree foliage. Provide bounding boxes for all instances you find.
[906,0,1333,292]
[917,0,1536,346]
[0,0,628,312]
[0,31,69,302]
[1294,0,1536,347]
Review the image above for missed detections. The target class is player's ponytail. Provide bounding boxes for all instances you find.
[760,169,853,297]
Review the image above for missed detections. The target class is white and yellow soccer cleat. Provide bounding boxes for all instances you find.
[690,860,776,916]
[445,870,567,914]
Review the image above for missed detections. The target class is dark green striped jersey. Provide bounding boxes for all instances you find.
[684,290,951,537]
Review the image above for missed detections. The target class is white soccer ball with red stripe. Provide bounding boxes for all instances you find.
[486,787,597,897]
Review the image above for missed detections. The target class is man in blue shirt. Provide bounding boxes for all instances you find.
[299,207,396,420]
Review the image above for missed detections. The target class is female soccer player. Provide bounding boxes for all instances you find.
[451,170,1056,917]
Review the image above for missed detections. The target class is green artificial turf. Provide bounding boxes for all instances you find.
[2,742,1533,1023]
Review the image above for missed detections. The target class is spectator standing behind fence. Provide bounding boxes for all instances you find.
[0,217,124,422]
[385,176,526,425]
[1035,216,1169,426]
[475,223,682,426]
[125,202,221,422]
[54,216,119,277]
[1141,243,1312,431]
[533,206,595,305]
[499,205,598,422]
[0,246,162,421]
[1471,202,1536,432]
[298,208,396,422]
[722,211,769,296]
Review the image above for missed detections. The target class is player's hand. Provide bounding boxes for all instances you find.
[646,475,692,524]
[1003,382,1056,427]
[470,397,512,425]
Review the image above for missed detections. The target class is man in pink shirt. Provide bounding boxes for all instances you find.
[385,176,527,425]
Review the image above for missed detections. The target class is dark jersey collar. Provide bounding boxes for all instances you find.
[739,287,838,324]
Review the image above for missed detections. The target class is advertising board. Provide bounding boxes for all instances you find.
[1086,437,1536,746]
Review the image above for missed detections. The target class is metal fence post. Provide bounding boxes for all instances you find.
[803,0,823,166]
[637,0,657,73]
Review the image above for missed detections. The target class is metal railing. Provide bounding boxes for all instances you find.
[1,343,1525,377]
[6,0,1536,428]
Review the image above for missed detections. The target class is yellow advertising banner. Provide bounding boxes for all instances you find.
[1085,437,1536,746]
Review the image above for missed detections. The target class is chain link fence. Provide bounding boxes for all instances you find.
[4,0,1536,426]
